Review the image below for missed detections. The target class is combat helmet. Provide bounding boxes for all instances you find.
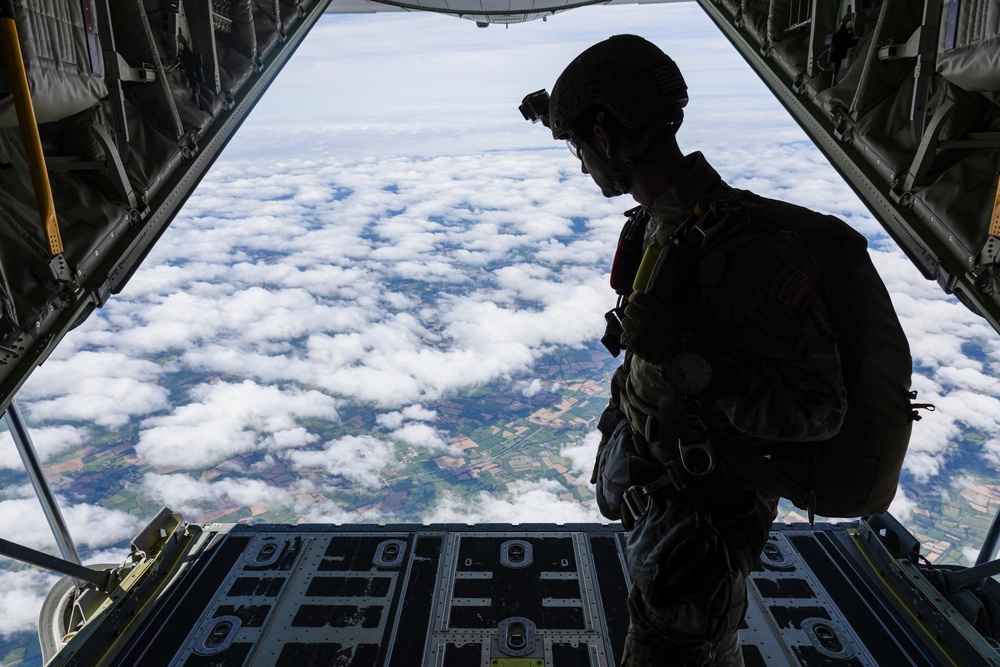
[548,34,688,141]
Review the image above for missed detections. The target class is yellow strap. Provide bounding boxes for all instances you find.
[990,173,1000,238]
[0,15,63,255]
[633,244,662,293]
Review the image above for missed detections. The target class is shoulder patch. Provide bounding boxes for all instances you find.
[766,260,839,342]
[768,260,815,312]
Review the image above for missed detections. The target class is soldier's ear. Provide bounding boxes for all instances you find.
[592,124,614,160]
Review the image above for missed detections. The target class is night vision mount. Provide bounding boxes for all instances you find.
[519,89,551,127]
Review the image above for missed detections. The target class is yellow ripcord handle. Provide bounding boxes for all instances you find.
[0,0,63,256]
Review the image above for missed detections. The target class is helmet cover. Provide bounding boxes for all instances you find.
[548,35,688,140]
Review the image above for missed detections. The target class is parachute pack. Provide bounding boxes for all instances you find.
[613,192,916,521]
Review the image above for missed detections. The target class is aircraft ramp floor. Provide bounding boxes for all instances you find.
[46,520,1000,666]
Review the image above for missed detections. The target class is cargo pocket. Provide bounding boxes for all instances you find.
[596,420,665,521]
[626,496,730,606]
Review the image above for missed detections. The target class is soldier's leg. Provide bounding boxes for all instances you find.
[620,564,747,667]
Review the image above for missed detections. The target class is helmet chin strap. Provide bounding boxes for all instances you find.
[623,127,662,171]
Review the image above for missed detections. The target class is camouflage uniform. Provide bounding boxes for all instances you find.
[594,153,849,666]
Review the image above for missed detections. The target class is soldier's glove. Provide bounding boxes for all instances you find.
[619,291,683,363]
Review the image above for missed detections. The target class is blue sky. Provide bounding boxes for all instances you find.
[1,1,999,652]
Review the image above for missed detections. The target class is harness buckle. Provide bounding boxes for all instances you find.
[601,308,624,357]
[621,462,690,528]
[642,414,660,445]
[622,485,650,525]
[678,430,716,478]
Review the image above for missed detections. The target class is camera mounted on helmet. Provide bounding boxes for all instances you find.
[519,90,551,128]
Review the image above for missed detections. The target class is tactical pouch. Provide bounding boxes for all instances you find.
[595,419,664,521]
[625,495,731,605]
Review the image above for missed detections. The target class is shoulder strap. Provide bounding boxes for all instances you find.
[610,206,652,295]
[645,191,756,295]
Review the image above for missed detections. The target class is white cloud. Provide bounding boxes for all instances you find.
[961,547,982,565]
[935,367,1000,394]
[286,435,396,487]
[0,494,141,551]
[903,375,961,483]
[0,425,87,470]
[296,498,357,525]
[19,351,169,428]
[268,427,319,449]
[141,473,297,517]
[0,568,59,639]
[888,487,915,523]
[422,479,604,525]
[375,411,405,430]
[135,381,338,468]
[390,423,448,451]
[982,438,1000,469]
[935,393,1000,433]
[518,379,544,397]
[559,432,601,483]
[377,405,438,430]
[401,405,437,422]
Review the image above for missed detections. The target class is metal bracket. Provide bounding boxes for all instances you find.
[94,0,129,162]
[104,52,156,83]
[877,27,924,61]
[182,0,221,94]
[48,253,81,294]
[499,540,532,569]
[497,617,536,657]
[971,180,1000,293]
[130,507,184,560]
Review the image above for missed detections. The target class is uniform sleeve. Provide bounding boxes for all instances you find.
[699,227,846,442]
